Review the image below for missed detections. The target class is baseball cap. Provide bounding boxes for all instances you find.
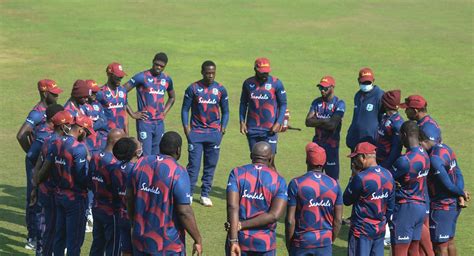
[318,75,336,87]
[86,79,100,93]
[75,115,94,135]
[106,62,126,78]
[399,95,427,109]
[71,80,91,98]
[358,67,375,83]
[37,79,63,94]
[382,90,401,110]
[254,58,271,73]
[348,142,377,158]
[51,110,74,126]
[306,142,327,166]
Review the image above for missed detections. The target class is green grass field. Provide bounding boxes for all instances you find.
[1,0,472,255]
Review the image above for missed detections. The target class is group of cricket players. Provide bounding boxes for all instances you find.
[17,53,468,256]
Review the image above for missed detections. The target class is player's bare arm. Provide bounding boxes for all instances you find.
[176,204,203,256]
[16,124,33,153]
[332,204,343,241]
[285,205,296,252]
[227,191,241,256]
[240,197,287,230]
[163,89,176,115]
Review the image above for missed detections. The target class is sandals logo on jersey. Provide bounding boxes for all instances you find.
[140,182,161,195]
[212,88,219,95]
[140,132,147,140]
[309,199,332,207]
[366,104,374,111]
[160,79,167,86]
[149,88,165,95]
[265,83,272,90]
[118,91,125,98]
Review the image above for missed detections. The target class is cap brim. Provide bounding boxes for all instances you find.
[347,152,358,158]
[49,88,64,94]
[318,82,332,87]
[114,71,126,78]
[256,67,271,73]
[399,103,408,109]
[358,77,374,83]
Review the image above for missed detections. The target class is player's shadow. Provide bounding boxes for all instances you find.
[209,185,227,201]
[0,184,29,255]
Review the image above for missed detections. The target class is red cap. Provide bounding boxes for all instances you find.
[86,79,100,93]
[51,110,74,126]
[306,142,327,166]
[348,142,377,158]
[75,115,94,135]
[399,95,427,109]
[254,58,271,73]
[37,79,63,94]
[106,62,126,78]
[358,67,375,83]
[318,75,335,87]
[71,80,91,98]
[382,90,401,110]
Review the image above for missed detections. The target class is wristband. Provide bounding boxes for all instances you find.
[228,238,239,243]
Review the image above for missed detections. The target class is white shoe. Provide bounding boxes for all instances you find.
[200,196,213,207]
[24,238,36,250]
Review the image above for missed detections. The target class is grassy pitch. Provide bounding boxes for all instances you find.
[0,0,472,255]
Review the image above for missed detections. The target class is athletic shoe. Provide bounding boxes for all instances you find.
[342,217,351,225]
[85,214,94,233]
[200,196,213,207]
[24,238,36,250]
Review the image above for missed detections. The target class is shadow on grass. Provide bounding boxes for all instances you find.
[0,184,28,255]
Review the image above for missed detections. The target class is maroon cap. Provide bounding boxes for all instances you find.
[106,62,126,78]
[71,80,91,98]
[358,67,375,83]
[318,75,336,87]
[37,79,63,94]
[51,110,74,126]
[382,90,401,110]
[399,95,427,109]
[348,142,377,158]
[254,58,271,73]
[75,115,94,135]
[306,142,327,166]
[86,79,100,93]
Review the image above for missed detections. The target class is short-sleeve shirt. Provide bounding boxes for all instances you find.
[96,85,128,131]
[129,155,191,254]
[127,70,174,121]
[25,102,47,139]
[226,163,287,252]
[308,96,345,148]
[90,151,119,216]
[287,171,342,248]
[376,112,404,167]
[418,115,442,143]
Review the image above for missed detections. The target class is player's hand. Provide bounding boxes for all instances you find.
[458,196,467,208]
[192,242,202,256]
[464,190,471,201]
[29,189,37,207]
[221,127,226,135]
[240,122,247,135]
[229,243,241,256]
[133,111,148,120]
[270,123,281,134]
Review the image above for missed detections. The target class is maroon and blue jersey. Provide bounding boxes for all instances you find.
[111,161,135,221]
[226,164,287,252]
[64,100,88,117]
[308,96,345,148]
[87,100,108,132]
[48,135,89,200]
[418,115,442,143]
[25,102,48,140]
[38,132,60,195]
[428,144,465,211]
[287,172,342,248]
[181,80,229,133]
[343,166,395,239]
[90,151,120,216]
[96,85,128,131]
[391,146,430,204]
[129,155,191,254]
[127,70,174,120]
[376,112,404,168]
[239,76,287,135]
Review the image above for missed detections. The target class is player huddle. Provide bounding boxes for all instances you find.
[16,54,468,256]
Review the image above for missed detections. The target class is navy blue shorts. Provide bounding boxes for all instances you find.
[289,245,332,256]
[348,232,384,256]
[429,209,460,243]
[389,203,426,244]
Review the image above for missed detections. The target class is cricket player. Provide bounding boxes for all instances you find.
[346,68,384,151]
[376,90,404,169]
[32,110,74,255]
[64,79,92,117]
[305,75,345,180]
[37,115,94,256]
[112,137,143,256]
[343,142,395,256]
[285,142,343,256]
[124,52,176,155]
[389,121,430,255]
[89,129,126,256]
[239,57,287,155]
[226,142,287,256]
[401,95,442,143]
[181,60,229,206]
[127,132,203,255]
[420,132,468,256]
[96,62,146,135]
[17,79,63,249]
